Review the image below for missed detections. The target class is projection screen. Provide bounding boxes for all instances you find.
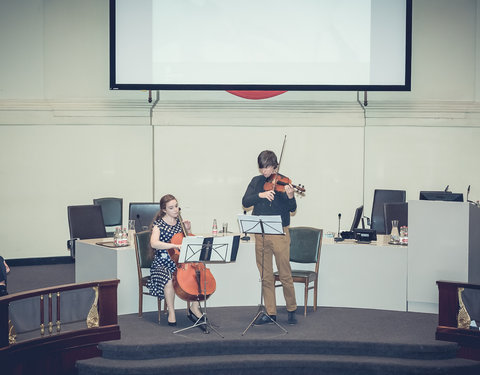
[110,0,412,91]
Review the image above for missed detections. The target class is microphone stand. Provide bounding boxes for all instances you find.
[467,185,474,204]
[334,213,344,242]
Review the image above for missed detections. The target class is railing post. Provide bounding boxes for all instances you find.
[98,280,119,327]
[0,302,9,348]
[437,281,460,327]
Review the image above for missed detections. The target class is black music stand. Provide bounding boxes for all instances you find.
[237,214,288,335]
[173,235,240,337]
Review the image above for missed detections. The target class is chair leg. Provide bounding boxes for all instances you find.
[139,289,143,317]
[157,298,162,322]
[313,279,318,312]
[304,282,308,317]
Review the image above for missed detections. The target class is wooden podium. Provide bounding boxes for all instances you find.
[407,200,480,313]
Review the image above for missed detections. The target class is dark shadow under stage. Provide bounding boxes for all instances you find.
[77,306,480,375]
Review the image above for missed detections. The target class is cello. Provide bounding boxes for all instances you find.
[168,211,216,302]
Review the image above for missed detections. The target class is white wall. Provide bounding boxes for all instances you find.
[1,0,480,259]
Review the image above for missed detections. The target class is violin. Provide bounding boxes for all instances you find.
[168,211,216,302]
[263,135,306,195]
[264,173,306,194]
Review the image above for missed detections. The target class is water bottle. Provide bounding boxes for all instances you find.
[212,219,218,236]
[114,227,120,246]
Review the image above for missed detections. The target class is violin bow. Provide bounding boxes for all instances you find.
[277,134,287,175]
[270,135,287,196]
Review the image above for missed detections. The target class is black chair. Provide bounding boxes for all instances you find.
[67,205,107,257]
[129,202,160,233]
[93,197,123,236]
[370,189,406,234]
[384,202,408,235]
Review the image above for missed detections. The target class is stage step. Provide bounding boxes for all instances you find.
[77,353,480,375]
[96,338,458,361]
[75,307,480,375]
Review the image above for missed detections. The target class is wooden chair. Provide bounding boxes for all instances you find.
[134,231,165,322]
[274,227,323,317]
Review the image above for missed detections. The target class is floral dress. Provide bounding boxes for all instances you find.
[146,218,181,299]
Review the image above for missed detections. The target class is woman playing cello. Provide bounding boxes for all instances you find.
[147,194,204,328]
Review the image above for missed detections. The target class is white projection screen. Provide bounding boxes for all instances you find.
[110,0,412,91]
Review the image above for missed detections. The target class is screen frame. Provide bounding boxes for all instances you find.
[419,191,464,202]
[109,0,412,92]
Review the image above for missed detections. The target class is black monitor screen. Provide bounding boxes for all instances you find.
[419,191,464,202]
[350,206,364,231]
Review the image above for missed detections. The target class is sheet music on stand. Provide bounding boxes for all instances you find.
[237,214,284,236]
[237,214,288,335]
[174,234,240,337]
[179,235,240,263]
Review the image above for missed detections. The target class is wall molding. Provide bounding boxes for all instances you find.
[365,101,480,127]
[2,99,480,127]
[0,100,152,126]
[151,100,366,127]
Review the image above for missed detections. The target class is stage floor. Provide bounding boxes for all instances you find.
[76,306,480,375]
[113,305,443,346]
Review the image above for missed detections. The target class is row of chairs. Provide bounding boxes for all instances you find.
[69,189,406,243]
[67,199,161,241]
[66,199,161,257]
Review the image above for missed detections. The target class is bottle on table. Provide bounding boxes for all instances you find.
[121,228,128,246]
[114,227,121,246]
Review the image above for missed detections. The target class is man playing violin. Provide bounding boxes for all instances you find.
[242,150,298,325]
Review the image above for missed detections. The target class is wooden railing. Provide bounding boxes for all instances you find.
[0,279,120,375]
[436,280,480,360]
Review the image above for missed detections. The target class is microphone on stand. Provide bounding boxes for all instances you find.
[334,213,344,242]
[444,185,450,192]
[241,210,250,241]
[467,185,473,203]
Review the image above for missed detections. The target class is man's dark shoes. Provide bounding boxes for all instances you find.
[287,310,297,325]
[255,314,276,325]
